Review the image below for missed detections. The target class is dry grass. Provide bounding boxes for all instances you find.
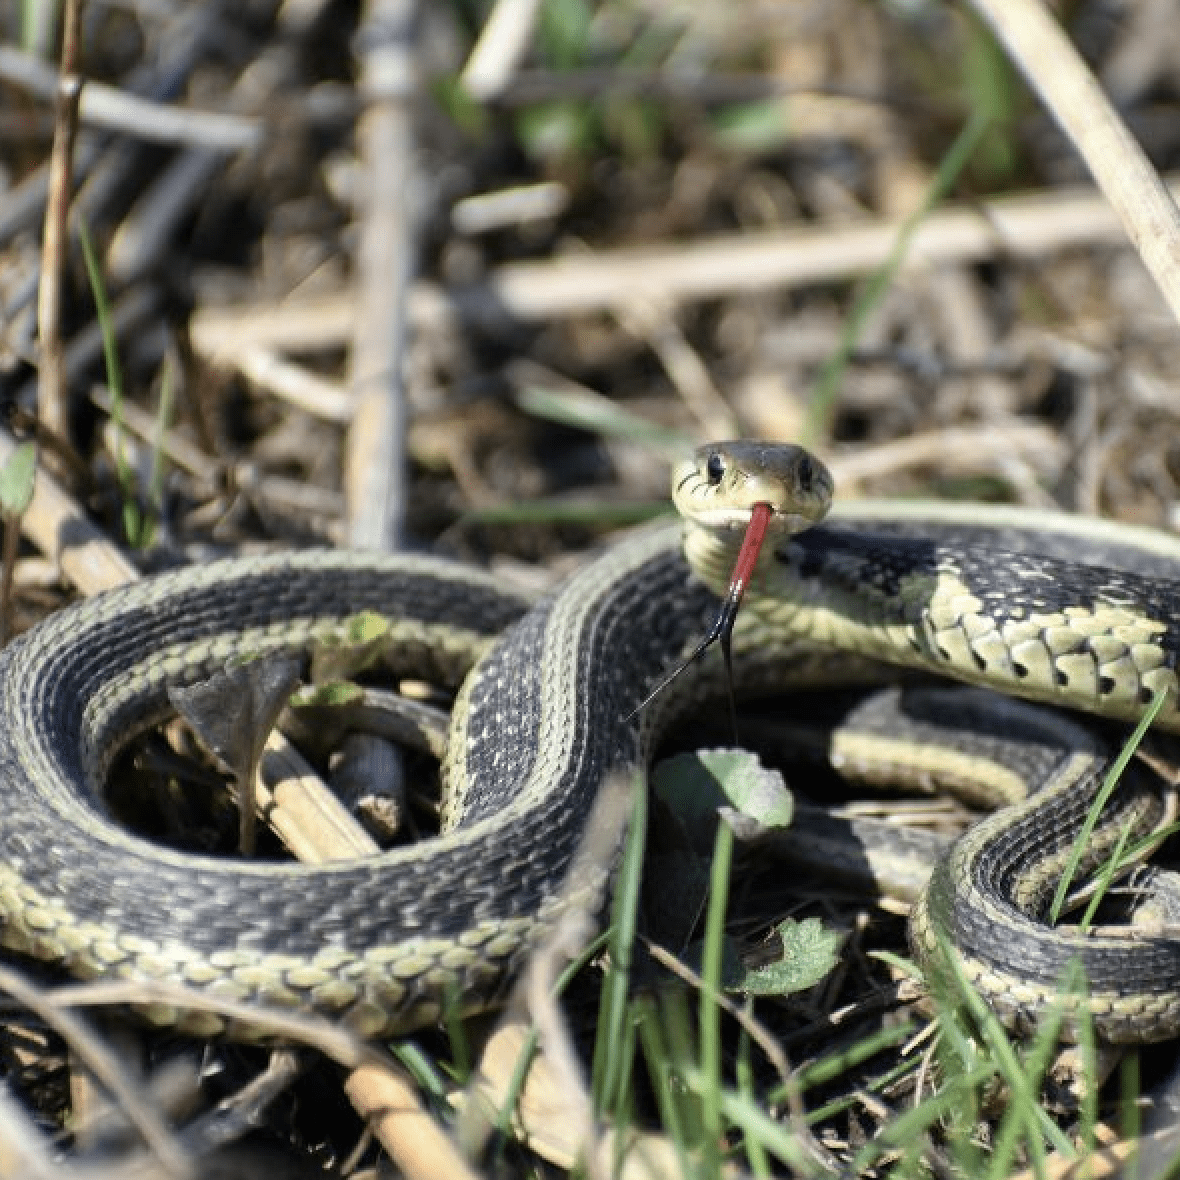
[2,0,1180,1176]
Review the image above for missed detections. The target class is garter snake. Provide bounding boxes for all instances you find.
[0,441,1179,1041]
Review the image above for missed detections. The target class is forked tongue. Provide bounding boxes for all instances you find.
[625,500,773,738]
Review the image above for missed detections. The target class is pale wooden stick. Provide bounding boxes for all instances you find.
[452,182,568,234]
[232,346,352,423]
[826,420,1066,491]
[345,0,417,549]
[1005,1121,1179,1180]
[345,1066,482,1180]
[461,0,543,101]
[36,71,81,441]
[0,46,261,152]
[968,0,1180,329]
[191,176,1180,350]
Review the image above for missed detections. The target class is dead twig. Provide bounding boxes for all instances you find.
[0,47,261,152]
[191,176,1180,349]
[969,0,1180,331]
[345,0,419,549]
[460,0,544,102]
[0,967,194,1179]
[36,63,82,440]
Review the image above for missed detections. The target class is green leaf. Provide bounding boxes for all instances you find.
[738,917,842,997]
[538,0,594,70]
[710,100,792,155]
[515,102,594,165]
[0,442,36,518]
[290,681,365,709]
[344,610,392,645]
[309,611,392,682]
[653,749,793,854]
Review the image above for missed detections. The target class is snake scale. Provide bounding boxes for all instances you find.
[0,440,1179,1041]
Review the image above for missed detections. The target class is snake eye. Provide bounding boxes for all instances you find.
[705,451,725,484]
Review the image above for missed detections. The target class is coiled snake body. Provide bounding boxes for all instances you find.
[1,441,1180,1041]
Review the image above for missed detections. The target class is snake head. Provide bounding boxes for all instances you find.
[672,441,833,536]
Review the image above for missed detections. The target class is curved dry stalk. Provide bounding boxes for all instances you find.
[968,0,1180,330]
[0,967,193,1179]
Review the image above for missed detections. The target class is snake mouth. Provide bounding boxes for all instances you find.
[688,503,823,538]
[772,507,825,534]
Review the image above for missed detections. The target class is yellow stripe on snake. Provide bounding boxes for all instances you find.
[1,440,1180,1041]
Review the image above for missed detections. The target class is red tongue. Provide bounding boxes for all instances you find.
[626,501,773,726]
[725,499,773,612]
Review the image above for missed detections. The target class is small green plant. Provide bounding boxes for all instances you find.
[77,220,155,548]
[0,441,37,645]
[384,734,1159,1176]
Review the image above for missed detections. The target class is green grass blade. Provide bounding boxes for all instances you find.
[803,1055,920,1126]
[790,1020,915,1094]
[77,219,144,547]
[460,498,671,528]
[655,986,705,1142]
[805,108,991,445]
[1121,1051,1141,1178]
[390,1040,452,1105]
[699,818,734,1178]
[850,1062,996,1173]
[1049,687,1171,925]
[634,996,694,1167]
[677,1067,817,1176]
[734,1020,771,1178]
[933,934,1074,1163]
[515,385,693,459]
[984,961,1084,1180]
[1078,816,1136,932]
[592,773,647,1115]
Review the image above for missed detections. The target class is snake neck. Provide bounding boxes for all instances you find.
[682,518,788,598]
